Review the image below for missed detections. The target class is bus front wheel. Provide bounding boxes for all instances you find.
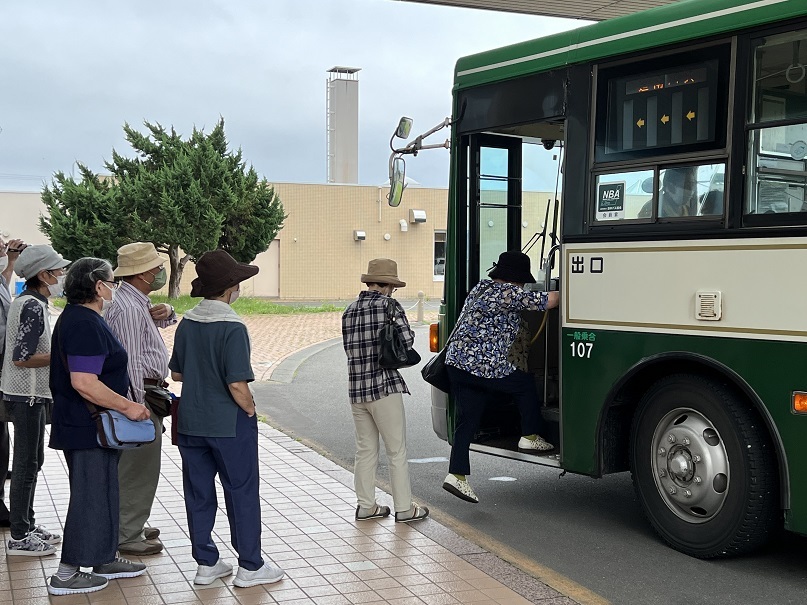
[629,373,779,558]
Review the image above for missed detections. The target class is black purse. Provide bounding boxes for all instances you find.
[378,297,421,370]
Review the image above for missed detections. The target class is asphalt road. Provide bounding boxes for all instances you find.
[254,326,807,605]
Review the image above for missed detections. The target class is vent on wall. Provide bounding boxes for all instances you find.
[409,209,426,224]
[353,230,366,241]
[695,291,722,321]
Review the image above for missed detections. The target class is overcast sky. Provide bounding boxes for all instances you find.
[0,0,584,193]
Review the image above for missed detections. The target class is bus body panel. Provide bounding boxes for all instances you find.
[454,0,807,89]
[562,238,807,534]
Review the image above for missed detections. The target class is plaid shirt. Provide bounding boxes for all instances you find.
[342,290,414,404]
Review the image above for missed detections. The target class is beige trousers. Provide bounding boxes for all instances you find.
[351,393,412,513]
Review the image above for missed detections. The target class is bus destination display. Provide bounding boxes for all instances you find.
[604,60,718,155]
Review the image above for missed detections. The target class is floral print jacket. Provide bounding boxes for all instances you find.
[445,280,549,378]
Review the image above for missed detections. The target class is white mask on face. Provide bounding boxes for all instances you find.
[228,288,240,305]
[0,256,7,273]
[47,275,65,298]
[101,282,116,314]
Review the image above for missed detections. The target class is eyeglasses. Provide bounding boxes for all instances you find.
[101,280,121,291]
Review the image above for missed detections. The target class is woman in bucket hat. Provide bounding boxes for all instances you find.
[442,251,559,504]
[342,258,429,523]
[169,250,285,588]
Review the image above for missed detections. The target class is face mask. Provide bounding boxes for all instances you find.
[0,257,7,273]
[47,275,65,298]
[145,267,167,292]
[101,282,116,314]
[229,289,240,305]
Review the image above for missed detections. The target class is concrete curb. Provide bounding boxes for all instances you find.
[265,336,342,383]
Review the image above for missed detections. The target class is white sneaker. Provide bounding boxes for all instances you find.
[442,473,479,503]
[233,563,285,588]
[517,435,554,451]
[194,559,233,585]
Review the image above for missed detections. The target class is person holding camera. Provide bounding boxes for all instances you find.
[0,237,27,527]
[105,242,176,556]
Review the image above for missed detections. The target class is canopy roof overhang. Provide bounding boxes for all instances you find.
[394,0,678,21]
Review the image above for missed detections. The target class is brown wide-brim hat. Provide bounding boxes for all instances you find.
[360,258,406,288]
[190,249,259,298]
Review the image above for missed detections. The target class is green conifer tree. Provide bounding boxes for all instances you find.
[40,118,286,298]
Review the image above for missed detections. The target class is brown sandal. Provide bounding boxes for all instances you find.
[355,504,391,521]
[395,504,429,523]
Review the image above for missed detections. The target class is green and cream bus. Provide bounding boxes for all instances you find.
[399,0,807,558]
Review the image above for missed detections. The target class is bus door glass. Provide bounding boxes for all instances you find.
[468,134,522,286]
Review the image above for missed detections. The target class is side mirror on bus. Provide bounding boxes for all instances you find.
[395,117,413,140]
[388,155,406,207]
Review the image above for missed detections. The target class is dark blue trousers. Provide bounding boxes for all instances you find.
[178,410,263,571]
[447,366,544,476]
[61,447,121,567]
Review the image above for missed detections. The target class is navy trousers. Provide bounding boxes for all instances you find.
[447,365,544,476]
[61,447,121,567]
[178,410,263,571]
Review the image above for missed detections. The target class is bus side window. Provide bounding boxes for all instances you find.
[699,190,723,216]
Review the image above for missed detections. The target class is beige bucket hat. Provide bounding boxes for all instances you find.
[114,242,166,277]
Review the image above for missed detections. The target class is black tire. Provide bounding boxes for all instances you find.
[630,373,779,558]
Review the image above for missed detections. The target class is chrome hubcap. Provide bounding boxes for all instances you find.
[650,408,729,523]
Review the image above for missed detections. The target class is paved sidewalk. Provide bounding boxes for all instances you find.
[0,312,582,605]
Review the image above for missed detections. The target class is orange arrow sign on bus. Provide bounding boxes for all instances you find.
[686,110,696,121]
[636,118,645,128]
[661,114,670,124]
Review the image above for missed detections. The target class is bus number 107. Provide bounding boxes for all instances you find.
[570,342,594,359]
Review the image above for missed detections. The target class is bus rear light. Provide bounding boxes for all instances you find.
[429,323,439,352]
[792,392,807,414]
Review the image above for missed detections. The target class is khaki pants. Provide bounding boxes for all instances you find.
[118,412,163,545]
[351,393,412,513]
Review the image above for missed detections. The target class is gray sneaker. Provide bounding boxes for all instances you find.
[48,571,108,596]
[93,556,147,579]
[6,533,57,557]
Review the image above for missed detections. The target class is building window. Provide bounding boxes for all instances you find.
[434,230,446,281]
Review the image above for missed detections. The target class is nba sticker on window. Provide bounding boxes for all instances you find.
[597,181,625,221]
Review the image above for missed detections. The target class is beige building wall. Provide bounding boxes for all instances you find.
[0,184,556,300]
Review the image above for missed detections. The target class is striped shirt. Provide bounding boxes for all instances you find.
[342,290,414,404]
[104,281,175,403]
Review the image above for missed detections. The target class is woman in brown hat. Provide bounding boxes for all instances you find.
[442,251,559,504]
[169,250,284,588]
[342,258,429,523]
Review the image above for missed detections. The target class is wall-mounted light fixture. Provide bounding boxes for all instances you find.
[353,230,366,241]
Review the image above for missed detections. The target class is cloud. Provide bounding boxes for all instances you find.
[0,0,583,191]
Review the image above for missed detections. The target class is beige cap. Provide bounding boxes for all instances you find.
[114,242,165,277]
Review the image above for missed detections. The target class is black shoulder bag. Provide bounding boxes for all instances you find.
[378,297,421,370]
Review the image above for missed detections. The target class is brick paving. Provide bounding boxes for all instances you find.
[0,307,583,605]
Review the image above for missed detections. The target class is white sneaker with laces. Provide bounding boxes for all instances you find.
[194,559,233,585]
[233,563,285,587]
[517,435,554,451]
[442,473,479,503]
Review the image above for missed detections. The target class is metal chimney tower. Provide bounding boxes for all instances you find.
[326,67,360,184]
